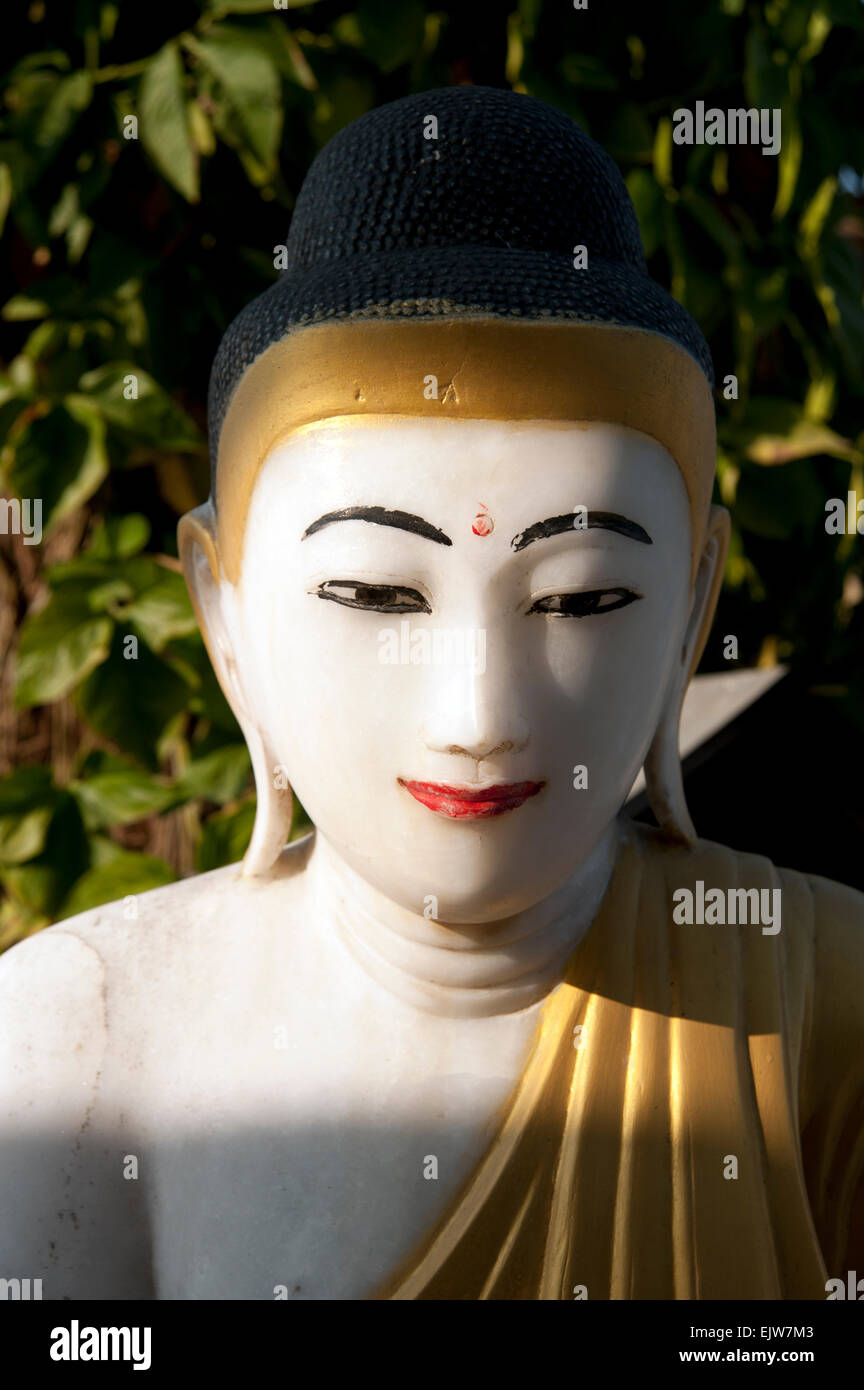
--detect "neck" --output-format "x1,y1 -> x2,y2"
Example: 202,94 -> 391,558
306,820 -> 621,1018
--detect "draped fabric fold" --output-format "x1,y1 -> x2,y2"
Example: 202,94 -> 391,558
378,821 -> 864,1300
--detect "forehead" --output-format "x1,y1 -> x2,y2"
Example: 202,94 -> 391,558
245,416 -> 689,529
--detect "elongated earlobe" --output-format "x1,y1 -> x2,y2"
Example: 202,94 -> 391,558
644,505 -> 730,844
241,732 -> 295,878
179,502 -> 294,878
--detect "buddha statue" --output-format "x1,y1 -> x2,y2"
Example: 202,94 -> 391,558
1,86 -> 862,1302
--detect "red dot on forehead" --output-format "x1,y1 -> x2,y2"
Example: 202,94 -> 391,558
472,504 -> 494,537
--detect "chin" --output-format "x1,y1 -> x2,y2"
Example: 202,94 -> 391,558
382,838 -> 597,924
302,779 -> 622,922
425,889 -> 555,927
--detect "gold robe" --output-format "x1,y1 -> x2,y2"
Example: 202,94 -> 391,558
380,821 -> 864,1299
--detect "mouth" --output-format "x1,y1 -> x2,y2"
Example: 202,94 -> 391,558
398,779 -> 546,819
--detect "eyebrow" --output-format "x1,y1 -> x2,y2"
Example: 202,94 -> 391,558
511,510 -> 653,552
301,505 -> 452,546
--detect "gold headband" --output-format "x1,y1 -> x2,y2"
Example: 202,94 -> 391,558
186,317 -> 717,587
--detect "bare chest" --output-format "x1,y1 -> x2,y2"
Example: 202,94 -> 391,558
132,1000 -> 538,1299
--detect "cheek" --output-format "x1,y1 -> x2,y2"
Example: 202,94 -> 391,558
538,590 -> 684,703
240,586 -> 410,773
524,592 -> 687,780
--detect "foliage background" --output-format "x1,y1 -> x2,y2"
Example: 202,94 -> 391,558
1,0 -> 863,950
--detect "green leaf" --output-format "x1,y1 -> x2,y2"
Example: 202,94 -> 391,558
821,234 -> 864,375
558,52 -> 620,92
137,41 -> 199,202
120,568 -> 198,652
0,764 -> 54,809
799,10 -> 833,62
0,794 -> 89,916
680,187 -> 742,261
197,799 -> 256,872
744,28 -> 786,109
71,769 -> 176,831
356,0 -> 427,73
179,744 -> 252,803
188,98 -> 216,157
8,398 -> 108,533
166,633 -> 239,734
0,897 -> 49,953
33,70 -> 93,154
290,796 -> 313,841
87,513 -> 151,560
746,419 -> 857,465
58,850 -> 175,920
0,393 -> 27,450
734,461 -> 826,539
626,170 -> 664,260
1,294 -> 51,322
101,554 -> 161,594
1,273 -> 83,323
76,750 -> 134,779
773,98 -> 802,220
0,804 -> 55,865
45,555 -> 126,591
798,176 -> 837,260
269,22 -> 318,90
77,362 -> 203,451
15,590 -> 113,707
604,104 -> 654,162
803,374 -> 837,428
76,631 -> 191,767
48,181 -> 79,237
0,766 -> 57,864
721,396 -> 860,467
8,355 -> 38,392
311,75 -> 375,146
652,116 -> 673,189
0,163 -> 11,237
190,29 -> 282,169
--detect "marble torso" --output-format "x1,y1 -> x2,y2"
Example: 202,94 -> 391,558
3,819 -> 863,1300
0,835 -> 551,1299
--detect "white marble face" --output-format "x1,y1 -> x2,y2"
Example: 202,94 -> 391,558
221,417 -> 692,923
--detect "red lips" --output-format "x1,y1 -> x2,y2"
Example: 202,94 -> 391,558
398,779 -> 545,819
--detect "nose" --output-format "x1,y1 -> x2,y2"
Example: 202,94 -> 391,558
419,674 -> 530,763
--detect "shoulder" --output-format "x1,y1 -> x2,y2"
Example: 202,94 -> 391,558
799,866 -> 864,944
628,820 -> 864,935
0,834 -> 315,1061
0,860 -> 235,1021
794,869 -> 864,1075
758,861 -> 864,1126
0,828 -> 318,995
0,926 -> 108,1096
626,818 -> 864,985
626,818 -> 791,893
626,823 -> 864,1097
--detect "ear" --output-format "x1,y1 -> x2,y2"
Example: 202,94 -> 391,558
178,504 -> 294,878
644,504 -> 731,844
178,504 -> 243,715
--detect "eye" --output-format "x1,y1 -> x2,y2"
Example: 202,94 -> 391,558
314,580 -> 431,614
528,587 -> 641,618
